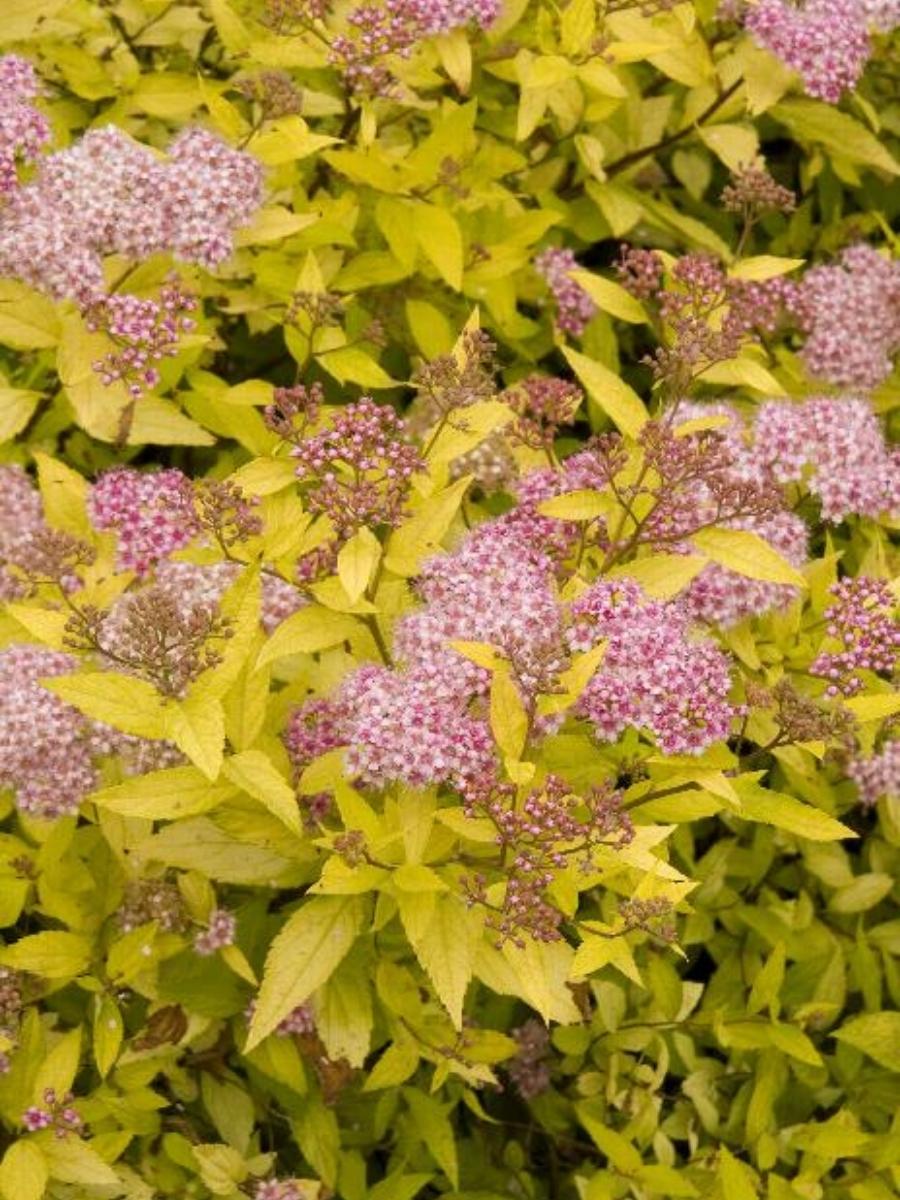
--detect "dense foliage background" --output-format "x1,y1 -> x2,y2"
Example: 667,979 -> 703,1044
0,1 -> 899,1199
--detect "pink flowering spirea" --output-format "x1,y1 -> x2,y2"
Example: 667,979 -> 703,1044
291,397 -> 423,537
568,579 -> 737,755
810,577 -> 900,697
792,245 -> 900,390
685,510 -> 808,628
0,125 -> 263,304
89,468 -> 198,574
848,742 -> 900,806
85,281 -> 197,398
194,908 -> 237,956
338,664 -> 495,790
535,248 -> 597,337
0,645 -> 100,819
0,56 -> 50,196
752,396 -> 900,521
331,0 -> 499,95
394,517 -> 566,706
857,0 -> 900,31
745,0 -> 870,103
0,465 -> 46,600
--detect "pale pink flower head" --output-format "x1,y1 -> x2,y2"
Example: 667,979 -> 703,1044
849,742 -> 900,807
535,247 -> 597,337
0,55 -> 50,195
89,467 -> 198,574
745,0 -> 870,103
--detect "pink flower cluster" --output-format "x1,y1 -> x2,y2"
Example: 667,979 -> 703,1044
752,396 -> 900,521
255,1182 -> 303,1200
810,577 -> 899,697
0,56 -> 50,196
0,645 -> 104,820
0,124 -> 262,305
85,280 -> 197,399
569,579 -> 737,754
535,248 -> 597,337
848,742 -> 900,806
745,0 -> 871,103
291,397 -> 423,538
89,467 -> 198,574
331,0 -> 499,95
194,908 -> 237,956
0,465 -> 47,600
22,1089 -> 83,1139
791,245 -> 900,390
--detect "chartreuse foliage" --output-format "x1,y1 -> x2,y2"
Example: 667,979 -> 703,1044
0,1 -> 898,1200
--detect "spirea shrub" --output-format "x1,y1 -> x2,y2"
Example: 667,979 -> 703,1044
0,1 -> 898,1199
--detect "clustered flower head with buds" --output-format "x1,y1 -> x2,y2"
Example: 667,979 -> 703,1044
330,0 -> 500,96
0,55 -> 50,196
506,1019 -> 552,1099
194,908 -> 237,956
790,245 -> 900,390
289,397 -> 424,539
848,741 -> 900,807
85,280 -> 197,399
89,467 -> 198,573
22,1089 -> 83,1138
744,0 -> 872,103
810,578 -> 900,698
535,247 -> 597,337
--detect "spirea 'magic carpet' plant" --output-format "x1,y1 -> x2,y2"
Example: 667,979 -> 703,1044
0,1 -> 899,1199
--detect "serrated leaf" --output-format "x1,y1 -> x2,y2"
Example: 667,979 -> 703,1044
90,765 -> 234,819
691,527 -> 806,587
834,1012 -> 900,1071
0,932 -> 92,979
257,605 -> 361,667
247,896 -> 367,1048
737,783 -> 855,842
562,346 -> 646,438
223,750 -> 302,835
165,697 -> 225,781
41,672 -> 168,739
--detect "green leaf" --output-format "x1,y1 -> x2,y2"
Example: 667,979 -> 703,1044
829,873 -> 894,914
0,932 -> 92,979
0,1142 -> 48,1200
403,1090 -> 458,1187
834,1012 -> 900,1071
562,346 -> 647,439
223,750 -> 302,835
93,997 -> 123,1078
247,895 -> 368,1048
33,1028 -> 81,1102
576,1103 -> 642,1171
691,527 -> 807,587
314,946 -> 374,1068
0,387 -> 41,443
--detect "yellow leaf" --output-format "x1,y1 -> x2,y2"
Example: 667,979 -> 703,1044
571,270 -> 648,323
256,605 -> 360,667
223,750 -> 302,835
843,694 -> 900,723
384,476 -> 471,576
691,526 -> 807,587
93,996 -> 123,1078
737,783 -> 855,842
221,943 -> 259,985
0,387 -> 41,442
717,1148 -> 758,1200
40,672 -> 168,739
0,281 -> 60,350
247,896 -> 368,1049
426,400 -> 513,466
537,488 -> 613,522
697,355 -> 786,395
165,696 -> 225,781
397,893 -> 475,1029
729,256 -> 806,281
697,122 -> 759,171
490,668 -> 528,762
317,345 -> 397,388
337,528 -> 381,604
0,932 -> 92,979
571,933 -> 643,985
0,1142 -> 48,1200
434,28 -> 472,92
608,554 -> 707,599
562,346 -> 646,438
33,451 -> 90,537
414,204 -> 464,291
